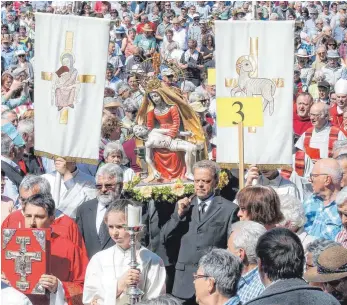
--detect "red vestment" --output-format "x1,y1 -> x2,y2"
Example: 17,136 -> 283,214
293,112 -> 312,136
27,233 -> 89,305
147,105 -> 186,180
330,104 -> 344,129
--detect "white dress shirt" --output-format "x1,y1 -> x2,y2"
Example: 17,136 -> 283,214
96,202 -> 108,234
197,195 -> 215,214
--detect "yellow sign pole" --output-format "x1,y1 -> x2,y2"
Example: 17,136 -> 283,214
238,122 -> 245,190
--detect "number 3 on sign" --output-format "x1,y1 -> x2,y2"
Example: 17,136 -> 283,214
216,97 -> 264,127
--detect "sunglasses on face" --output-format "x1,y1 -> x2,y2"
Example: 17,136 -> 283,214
18,54 -> 25,57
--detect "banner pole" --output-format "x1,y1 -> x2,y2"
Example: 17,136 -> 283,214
238,122 -> 245,190
53,171 -> 62,206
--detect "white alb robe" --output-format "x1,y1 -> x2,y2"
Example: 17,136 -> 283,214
42,169 -> 96,219
83,244 -> 166,305
295,124 -> 347,159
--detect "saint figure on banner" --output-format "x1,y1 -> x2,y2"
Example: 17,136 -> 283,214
51,52 -> 80,111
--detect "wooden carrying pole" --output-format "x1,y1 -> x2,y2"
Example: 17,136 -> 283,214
238,122 -> 245,190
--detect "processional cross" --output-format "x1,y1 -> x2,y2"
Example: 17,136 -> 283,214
41,31 -> 96,124
5,236 -> 41,292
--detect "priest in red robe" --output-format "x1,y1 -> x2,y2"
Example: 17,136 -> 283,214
330,78 -> 347,129
293,92 -> 313,138
1,193 -> 88,305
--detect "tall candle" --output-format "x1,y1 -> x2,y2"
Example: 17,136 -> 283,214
127,205 -> 142,227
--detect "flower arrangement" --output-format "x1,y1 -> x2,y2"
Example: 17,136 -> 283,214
123,170 -> 230,204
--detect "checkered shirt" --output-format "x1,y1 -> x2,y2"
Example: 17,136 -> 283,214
237,267 -> 265,304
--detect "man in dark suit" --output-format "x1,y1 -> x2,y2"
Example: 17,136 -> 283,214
76,163 -> 123,259
162,160 -> 239,304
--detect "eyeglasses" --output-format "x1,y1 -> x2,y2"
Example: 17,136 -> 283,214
193,273 -> 210,280
309,113 -> 322,118
309,173 -> 329,180
18,54 -> 25,57
96,183 -> 117,190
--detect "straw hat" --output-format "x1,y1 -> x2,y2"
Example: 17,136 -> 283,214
304,245 -> 347,283
162,68 -> 174,76
327,50 -> 340,59
142,24 -> 154,32
296,49 -> 311,58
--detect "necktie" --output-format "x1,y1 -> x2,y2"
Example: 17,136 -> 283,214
199,202 -> 207,220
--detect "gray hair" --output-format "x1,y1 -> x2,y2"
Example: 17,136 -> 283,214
19,175 -> 51,195
230,221 -> 266,264
306,238 -> 341,266
278,194 -> 306,228
1,109 -> 17,120
336,187 -> 347,207
269,13 -> 279,20
181,80 -> 196,93
1,132 -> 13,156
318,163 -> 343,185
193,160 -> 220,181
17,119 -> 34,136
96,163 -> 124,183
136,295 -> 182,305
123,98 -> 138,112
198,249 -> 242,298
103,141 -> 129,165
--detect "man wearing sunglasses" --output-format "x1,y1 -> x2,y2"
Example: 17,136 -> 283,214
76,163 -> 123,259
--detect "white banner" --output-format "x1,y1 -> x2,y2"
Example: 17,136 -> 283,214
215,21 -> 294,166
34,13 -> 109,163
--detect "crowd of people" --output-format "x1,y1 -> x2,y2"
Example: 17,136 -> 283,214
1,1 -> 347,305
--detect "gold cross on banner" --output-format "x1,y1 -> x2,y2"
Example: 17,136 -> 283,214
5,236 -> 42,292
41,31 -> 96,124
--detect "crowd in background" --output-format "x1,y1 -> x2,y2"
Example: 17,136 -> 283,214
1,1 -> 347,305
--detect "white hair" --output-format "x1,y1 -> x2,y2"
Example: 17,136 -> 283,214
17,119 -> 34,136
318,163 -> 343,185
336,187 -> 347,207
96,163 -> 124,183
230,221 -> 267,264
269,13 -> 279,20
278,194 -> 306,228
103,141 -> 129,165
20,175 -> 51,195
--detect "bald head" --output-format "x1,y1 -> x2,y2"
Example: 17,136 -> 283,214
310,102 -> 329,129
314,158 -> 343,186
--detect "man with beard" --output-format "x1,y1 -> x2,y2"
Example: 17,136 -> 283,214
76,163 -> 124,258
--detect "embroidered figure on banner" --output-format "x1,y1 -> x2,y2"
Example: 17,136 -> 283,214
41,31 -> 96,124
226,37 -> 284,117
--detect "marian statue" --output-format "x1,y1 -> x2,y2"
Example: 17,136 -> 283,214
135,78 -> 206,182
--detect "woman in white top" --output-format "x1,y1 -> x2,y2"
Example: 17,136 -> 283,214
103,141 -> 136,183
83,199 -> 166,305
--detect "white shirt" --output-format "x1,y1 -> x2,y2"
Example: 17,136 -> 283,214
295,123 -> 347,159
83,244 -> 166,305
172,27 -> 188,51
96,201 -> 108,234
42,169 -> 96,219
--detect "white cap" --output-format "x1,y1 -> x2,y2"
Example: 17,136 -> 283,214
334,78 -> 347,95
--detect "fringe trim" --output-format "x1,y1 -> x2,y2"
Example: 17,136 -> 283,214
219,163 -> 292,170
34,150 -> 99,165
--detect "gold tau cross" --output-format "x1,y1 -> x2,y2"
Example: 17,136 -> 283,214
5,236 -> 42,292
41,31 -> 96,124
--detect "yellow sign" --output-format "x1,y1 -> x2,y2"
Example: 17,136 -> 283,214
207,68 -> 216,85
217,97 -> 264,127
